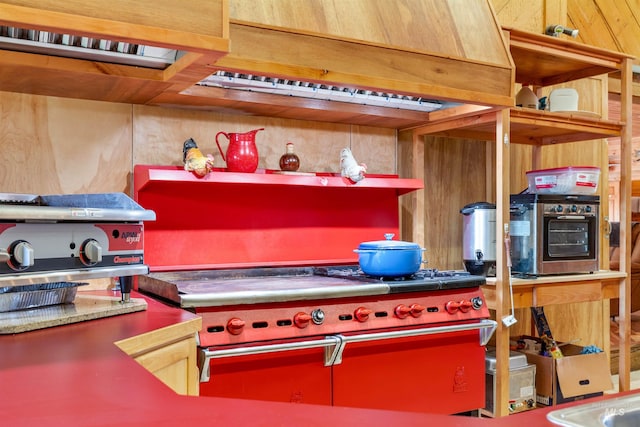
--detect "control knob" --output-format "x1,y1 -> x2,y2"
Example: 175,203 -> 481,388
458,300 -> 473,313
354,307 -> 373,322
226,318 -> 245,335
445,300 -> 461,314
311,309 -> 325,325
409,304 -> 425,317
294,312 -> 313,328
471,296 -> 484,310
80,239 -> 102,266
394,304 -> 412,319
8,240 -> 34,270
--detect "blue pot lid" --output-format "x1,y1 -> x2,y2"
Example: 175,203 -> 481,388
358,233 -> 421,250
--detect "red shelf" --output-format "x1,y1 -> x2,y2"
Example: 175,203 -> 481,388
134,165 -> 422,196
133,165 -> 423,271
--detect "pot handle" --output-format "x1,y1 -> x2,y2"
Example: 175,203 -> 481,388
214,131 -> 229,162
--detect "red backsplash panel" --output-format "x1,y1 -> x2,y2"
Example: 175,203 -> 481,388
134,165 -> 422,271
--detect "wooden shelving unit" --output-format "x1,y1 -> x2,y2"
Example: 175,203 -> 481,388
411,27 -> 634,417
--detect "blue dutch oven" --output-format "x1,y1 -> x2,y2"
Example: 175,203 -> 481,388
354,233 -> 425,277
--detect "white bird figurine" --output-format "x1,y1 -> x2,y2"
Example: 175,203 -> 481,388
340,148 -> 367,182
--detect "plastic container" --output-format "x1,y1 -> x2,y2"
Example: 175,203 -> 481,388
526,166 -> 600,194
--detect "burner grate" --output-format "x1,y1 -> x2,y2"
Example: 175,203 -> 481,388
0,193 -> 41,205
313,266 -> 473,283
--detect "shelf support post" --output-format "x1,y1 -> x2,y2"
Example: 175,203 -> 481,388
494,108 -> 511,417
618,56 -> 633,391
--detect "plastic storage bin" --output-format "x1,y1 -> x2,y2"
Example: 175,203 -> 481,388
526,166 -> 600,194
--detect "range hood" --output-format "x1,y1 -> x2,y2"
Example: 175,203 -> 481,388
217,0 -> 514,107
0,25 -> 182,69
159,0 -> 514,125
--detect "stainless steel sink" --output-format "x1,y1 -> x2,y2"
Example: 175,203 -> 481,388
547,394 -> 640,426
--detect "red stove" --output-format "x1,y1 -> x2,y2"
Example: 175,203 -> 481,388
133,165 -> 496,415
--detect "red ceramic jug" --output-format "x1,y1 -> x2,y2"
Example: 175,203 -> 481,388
215,128 -> 264,173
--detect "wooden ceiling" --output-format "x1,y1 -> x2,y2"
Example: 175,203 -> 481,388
566,1 -> 640,137
567,0 -> 640,67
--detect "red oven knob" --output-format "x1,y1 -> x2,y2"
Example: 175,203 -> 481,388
354,307 -> 373,322
294,312 -> 312,328
445,301 -> 461,314
394,304 -> 412,319
409,304 -> 425,317
459,300 -> 473,313
226,318 -> 246,335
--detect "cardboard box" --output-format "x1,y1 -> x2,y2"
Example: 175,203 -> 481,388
522,344 -> 613,406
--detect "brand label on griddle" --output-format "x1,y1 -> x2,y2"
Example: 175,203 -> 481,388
95,224 -> 144,251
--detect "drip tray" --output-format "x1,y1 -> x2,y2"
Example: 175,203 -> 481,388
0,293 -> 147,334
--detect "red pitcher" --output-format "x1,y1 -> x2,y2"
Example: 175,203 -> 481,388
215,128 -> 264,173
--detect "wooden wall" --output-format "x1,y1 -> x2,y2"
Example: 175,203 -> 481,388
0,91 -> 396,197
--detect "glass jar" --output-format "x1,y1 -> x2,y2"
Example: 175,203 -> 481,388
279,142 -> 300,171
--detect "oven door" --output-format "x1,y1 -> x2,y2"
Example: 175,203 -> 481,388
332,320 -> 495,415
198,336 -> 338,404
199,320 -> 496,414
543,214 -> 597,261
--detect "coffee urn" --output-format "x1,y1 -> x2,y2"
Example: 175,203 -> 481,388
460,202 -> 496,276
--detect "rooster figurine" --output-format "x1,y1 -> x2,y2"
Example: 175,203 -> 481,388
183,138 -> 214,177
340,147 -> 367,183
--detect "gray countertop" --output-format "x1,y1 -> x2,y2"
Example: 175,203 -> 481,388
139,267 -> 486,308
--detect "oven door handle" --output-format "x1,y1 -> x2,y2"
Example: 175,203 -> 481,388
331,319 -> 497,364
556,215 -> 586,220
198,335 -> 346,382
198,320 -> 497,381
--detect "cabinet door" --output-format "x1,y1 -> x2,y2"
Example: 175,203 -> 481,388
134,336 -> 199,396
332,330 -> 485,415
199,346 -> 331,405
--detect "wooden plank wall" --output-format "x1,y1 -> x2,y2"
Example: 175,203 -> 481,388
0,91 -> 396,197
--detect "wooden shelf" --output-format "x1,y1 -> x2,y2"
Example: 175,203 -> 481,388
505,26 -> 630,86
413,106 -> 622,144
482,271 -> 626,309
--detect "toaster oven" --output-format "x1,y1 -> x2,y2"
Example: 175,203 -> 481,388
509,194 -> 599,277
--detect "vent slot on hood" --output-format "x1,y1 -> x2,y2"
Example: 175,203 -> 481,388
0,25 -> 183,69
199,71 -> 460,113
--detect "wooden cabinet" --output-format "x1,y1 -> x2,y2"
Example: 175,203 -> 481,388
115,317 -> 202,396
408,27 -> 633,417
0,1 -> 229,103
